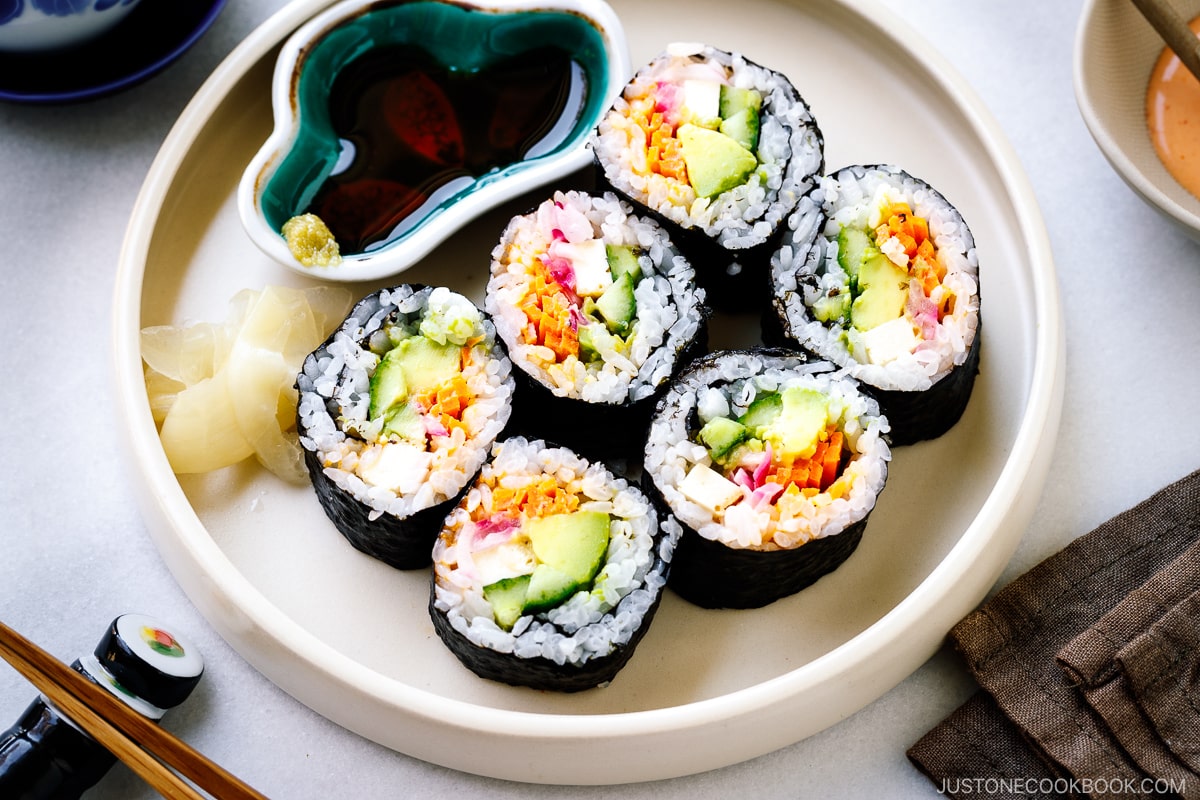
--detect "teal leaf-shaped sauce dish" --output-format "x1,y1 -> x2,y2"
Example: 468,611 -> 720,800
237,0 -> 629,281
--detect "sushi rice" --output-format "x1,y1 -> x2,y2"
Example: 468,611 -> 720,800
644,350 -> 890,551
770,164 -> 980,393
487,189 -> 706,405
430,436 -> 679,687
297,285 -> 513,523
591,42 -> 823,252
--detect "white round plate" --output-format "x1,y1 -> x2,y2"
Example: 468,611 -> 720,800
114,0 -> 1063,784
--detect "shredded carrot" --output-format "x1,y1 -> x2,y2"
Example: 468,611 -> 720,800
459,337 -> 483,368
761,426 -> 846,495
632,100 -> 686,182
878,202 -> 937,266
416,375 -> 473,434
806,441 -> 827,490
517,263 -> 580,362
538,293 -> 579,360
487,474 -> 580,521
912,258 -> 941,296
821,431 -> 843,488
657,137 -> 688,182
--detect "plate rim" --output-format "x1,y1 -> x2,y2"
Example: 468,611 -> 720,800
113,0 -> 1064,783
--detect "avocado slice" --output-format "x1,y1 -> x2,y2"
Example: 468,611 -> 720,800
763,386 -> 828,459
697,416 -> 748,463
851,253 -> 909,332
677,123 -> 758,198
396,335 -> 462,394
594,272 -> 636,335
368,348 -> 409,421
579,321 -> 620,363
483,574 -> 531,630
578,323 -> 602,363
381,401 -> 426,444
605,244 -> 643,283
525,511 -> 611,585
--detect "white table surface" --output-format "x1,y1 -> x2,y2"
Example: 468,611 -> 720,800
3,0 -> 1199,797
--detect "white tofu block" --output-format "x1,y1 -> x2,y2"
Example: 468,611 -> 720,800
860,316 -> 920,365
356,441 -> 432,494
472,541 -> 537,587
682,78 -> 721,121
679,463 -> 744,514
555,238 -> 612,297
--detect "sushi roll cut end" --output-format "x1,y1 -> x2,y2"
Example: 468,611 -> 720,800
591,42 -> 825,310
769,165 -> 981,443
430,436 -> 677,691
297,285 -> 514,569
644,350 -> 889,608
486,190 -> 707,456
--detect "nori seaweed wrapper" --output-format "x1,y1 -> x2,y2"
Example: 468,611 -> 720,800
429,520 -> 676,692
860,327 -> 980,446
487,190 -> 711,461
300,445 -> 467,569
765,164 -> 981,446
647,476 -> 866,609
590,44 -> 825,314
296,284 -> 514,571
505,318 -> 709,459
643,347 -> 889,609
428,437 -> 680,692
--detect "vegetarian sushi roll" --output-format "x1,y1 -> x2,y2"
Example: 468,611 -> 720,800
486,189 -> 708,457
766,164 -> 981,444
643,349 -> 890,609
296,285 -> 514,569
591,42 -> 824,310
429,436 -> 679,691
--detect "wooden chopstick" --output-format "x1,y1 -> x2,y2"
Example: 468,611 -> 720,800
1131,0 -> 1200,81
0,620 -> 269,800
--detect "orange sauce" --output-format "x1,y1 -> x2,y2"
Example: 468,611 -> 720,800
1147,16 -> 1200,199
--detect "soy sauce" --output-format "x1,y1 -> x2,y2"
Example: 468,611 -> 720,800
308,45 -> 584,254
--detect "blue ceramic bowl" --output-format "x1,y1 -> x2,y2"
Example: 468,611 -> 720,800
0,0 -> 143,52
237,0 -> 629,282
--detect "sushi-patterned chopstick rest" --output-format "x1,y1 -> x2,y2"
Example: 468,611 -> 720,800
906,468 -> 1200,798
0,616 -> 268,800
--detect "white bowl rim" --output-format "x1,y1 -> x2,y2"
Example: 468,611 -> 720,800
1072,0 -> 1200,237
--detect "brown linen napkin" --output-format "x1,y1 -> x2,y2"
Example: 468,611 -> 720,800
908,468 -> 1200,799
907,691 -> 1071,799
1055,541 -> 1200,798
1116,591 -> 1200,780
